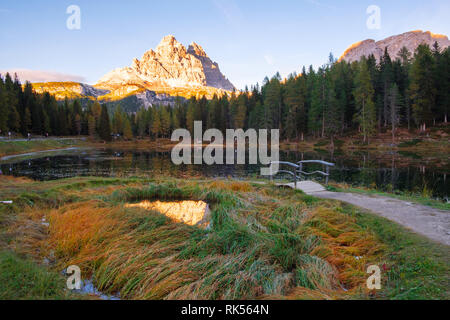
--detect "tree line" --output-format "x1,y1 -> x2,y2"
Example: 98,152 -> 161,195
0,43 -> 448,143
133,43 -> 449,144
0,73 -> 132,141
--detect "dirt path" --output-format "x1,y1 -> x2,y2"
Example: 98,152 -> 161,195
308,191 -> 450,245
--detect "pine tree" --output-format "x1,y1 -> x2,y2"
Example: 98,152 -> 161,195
263,74 -> 283,130
380,47 -> 393,128
24,107 -> 32,133
160,106 -> 171,137
388,84 -> 402,143
91,101 -> 102,125
186,99 -> 196,134
123,117 -> 133,140
324,76 -> 340,147
353,59 -> 376,143
410,44 -> 436,131
88,115 -> 96,138
136,108 -> 148,137
434,45 -> 449,123
8,106 -> 21,133
98,105 -> 111,141
397,47 -> 412,130
308,71 -> 323,137
171,107 -> 180,131
151,107 -> 161,138
43,111 -> 51,135
283,75 -> 301,140
0,79 -> 8,133
74,114 -> 82,135
439,48 -> 450,123
113,106 -> 124,135
233,95 -> 247,129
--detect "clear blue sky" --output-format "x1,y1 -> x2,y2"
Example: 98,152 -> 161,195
1,0 -> 449,89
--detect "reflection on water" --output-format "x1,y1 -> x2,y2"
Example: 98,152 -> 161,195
1,148 -> 448,199
125,200 -> 210,227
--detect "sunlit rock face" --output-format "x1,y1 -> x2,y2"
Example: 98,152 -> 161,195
96,35 -> 235,92
125,200 -> 210,227
32,35 -> 235,105
340,30 -> 450,63
187,42 -> 235,91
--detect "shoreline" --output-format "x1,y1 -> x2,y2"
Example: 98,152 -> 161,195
0,131 -> 449,156
0,147 -> 82,162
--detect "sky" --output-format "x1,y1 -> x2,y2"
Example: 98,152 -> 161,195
0,0 -> 449,89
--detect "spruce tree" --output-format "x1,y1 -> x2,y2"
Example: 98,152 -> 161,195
123,118 -> 133,140
410,44 -> 436,131
353,59 -> 376,143
0,79 -> 8,133
98,105 -> 111,141
160,106 -> 171,137
388,84 -> 402,143
88,115 -> 96,138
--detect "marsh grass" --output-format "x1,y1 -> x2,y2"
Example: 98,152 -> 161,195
1,176 -> 447,300
30,180 -> 383,299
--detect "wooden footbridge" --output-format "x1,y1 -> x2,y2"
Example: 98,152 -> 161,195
268,160 -> 335,194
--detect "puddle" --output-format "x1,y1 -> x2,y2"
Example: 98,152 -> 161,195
76,279 -> 120,300
62,267 -> 120,300
125,200 -> 210,227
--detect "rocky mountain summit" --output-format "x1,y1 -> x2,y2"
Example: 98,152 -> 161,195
96,35 -> 235,92
32,35 -> 235,111
340,30 -> 450,63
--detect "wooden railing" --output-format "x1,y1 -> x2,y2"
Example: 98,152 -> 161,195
268,160 -> 335,185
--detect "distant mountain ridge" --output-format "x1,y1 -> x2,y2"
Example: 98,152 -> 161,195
31,35 -> 236,111
340,30 -> 450,62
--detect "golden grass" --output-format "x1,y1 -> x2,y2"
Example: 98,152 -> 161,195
2,177 -> 386,300
306,206 -> 384,291
208,181 -> 253,193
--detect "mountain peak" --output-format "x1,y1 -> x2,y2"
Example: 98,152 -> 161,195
96,35 -> 235,95
340,30 -> 450,63
157,35 -> 180,48
188,42 -> 208,58
155,34 -> 186,56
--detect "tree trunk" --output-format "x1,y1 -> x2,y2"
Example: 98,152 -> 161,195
322,111 -> 325,138
392,127 -> 395,144
407,106 -> 411,131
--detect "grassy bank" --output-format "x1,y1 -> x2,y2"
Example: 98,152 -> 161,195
1,128 -> 449,159
281,125 -> 450,154
0,138 -> 88,159
346,203 -> 450,299
0,250 -> 76,300
0,176 -> 448,300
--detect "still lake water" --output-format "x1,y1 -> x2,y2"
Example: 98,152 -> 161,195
1,147 -> 449,200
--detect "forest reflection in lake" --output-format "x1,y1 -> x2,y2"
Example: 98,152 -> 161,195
1,148 -> 448,199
